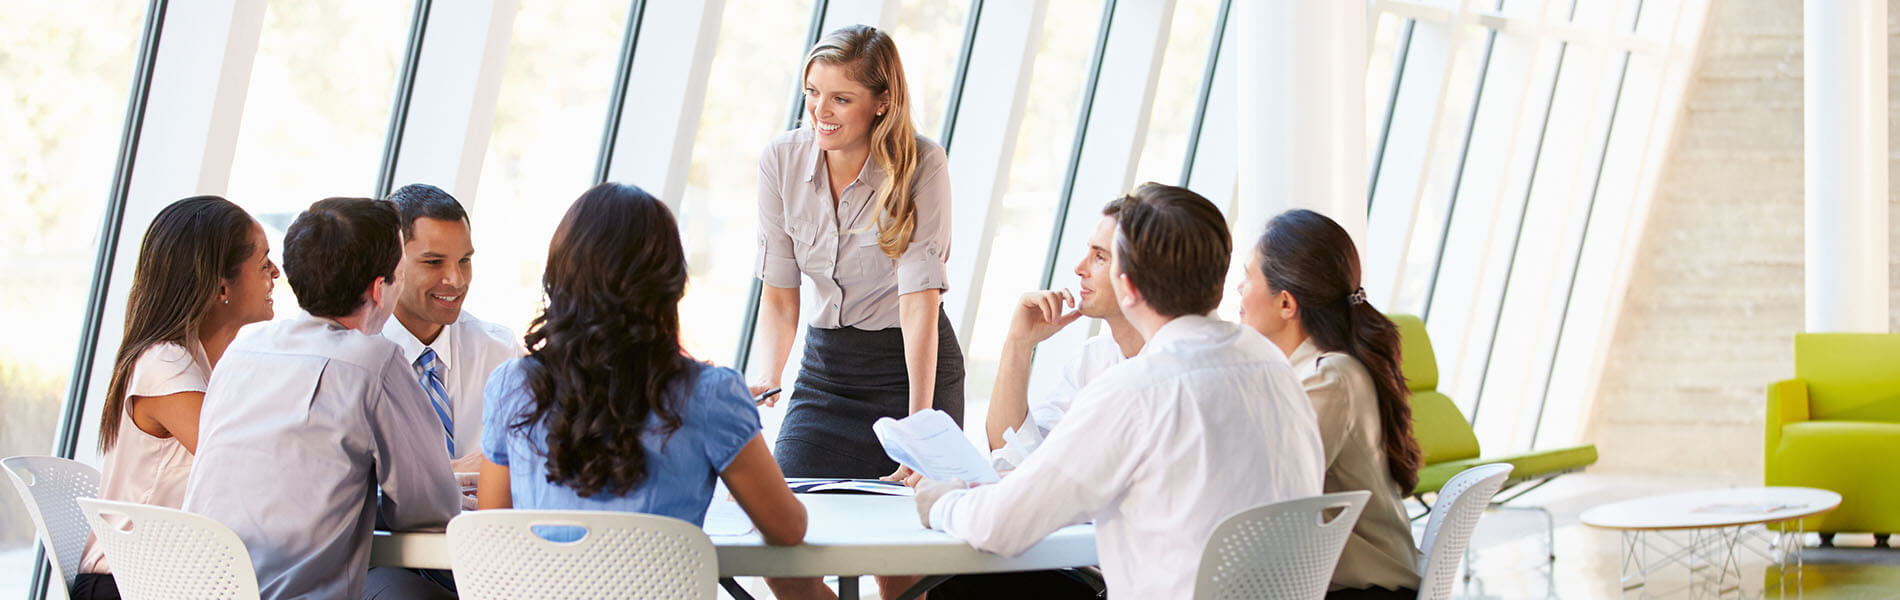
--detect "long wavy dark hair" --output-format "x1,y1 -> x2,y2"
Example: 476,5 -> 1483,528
515,183 -> 692,498
100,196 -> 255,453
1256,209 -> 1423,492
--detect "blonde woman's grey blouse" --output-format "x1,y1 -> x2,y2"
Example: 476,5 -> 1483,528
755,128 -> 952,330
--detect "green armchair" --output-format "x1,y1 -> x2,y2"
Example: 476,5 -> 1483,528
1765,333 -> 1900,543
1390,314 -> 1599,560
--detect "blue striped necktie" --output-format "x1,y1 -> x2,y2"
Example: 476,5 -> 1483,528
415,348 -> 454,456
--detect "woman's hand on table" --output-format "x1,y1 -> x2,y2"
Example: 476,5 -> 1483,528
881,465 -> 924,487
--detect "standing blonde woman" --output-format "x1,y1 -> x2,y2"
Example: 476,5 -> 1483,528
752,25 -> 961,479
753,25 -> 957,600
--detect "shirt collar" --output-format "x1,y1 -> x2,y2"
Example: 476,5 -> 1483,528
381,316 -> 457,371
802,139 -> 887,194
1287,337 -> 1322,370
1137,313 -> 1225,357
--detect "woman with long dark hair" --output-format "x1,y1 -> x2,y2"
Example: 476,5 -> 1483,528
74,196 -> 279,599
475,183 -> 808,556
1238,209 -> 1425,599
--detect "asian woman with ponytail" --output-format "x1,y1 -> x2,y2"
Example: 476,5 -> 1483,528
1238,209 -> 1426,599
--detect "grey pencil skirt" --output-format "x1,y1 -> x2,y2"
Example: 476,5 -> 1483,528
775,307 -> 965,478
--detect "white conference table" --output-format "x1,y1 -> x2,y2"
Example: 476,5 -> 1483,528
372,493 -> 1098,599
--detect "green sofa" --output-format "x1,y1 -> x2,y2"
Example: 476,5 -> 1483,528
1765,333 -> 1900,543
1390,314 -> 1597,562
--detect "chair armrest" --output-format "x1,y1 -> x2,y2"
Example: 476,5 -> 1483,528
1765,378 -> 1809,464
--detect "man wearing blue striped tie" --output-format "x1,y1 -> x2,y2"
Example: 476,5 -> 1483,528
378,184 -> 523,509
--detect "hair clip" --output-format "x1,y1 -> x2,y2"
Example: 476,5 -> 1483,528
1348,287 -> 1367,305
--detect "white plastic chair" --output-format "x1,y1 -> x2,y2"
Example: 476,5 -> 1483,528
1193,490 -> 1373,600
3,455 -> 101,598
1416,463 -> 1513,600
74,497 -> 260,600
448,509 -> 719,600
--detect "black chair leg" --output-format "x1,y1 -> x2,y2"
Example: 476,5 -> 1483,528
1819,533 -> 1835,548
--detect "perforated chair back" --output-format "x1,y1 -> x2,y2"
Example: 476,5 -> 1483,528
1192,490 -> 1372,600
75,498 -> 259,600
3,455 -> 101,597
1416,463 -> 1512,600
448,509 -> 718,600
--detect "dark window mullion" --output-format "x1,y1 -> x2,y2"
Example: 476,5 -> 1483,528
1178,0 -> 1232,186
938,0 -> 983,152
374,0 -> 432,199
593,0 -> 650,185
1039,0 -> 1117,290
736,0 -> 834,371
1528,0 -> 1645,449
41,0 -> 169,597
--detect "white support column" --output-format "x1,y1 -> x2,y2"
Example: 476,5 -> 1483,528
1028,0 -> 1177,392
821,0 -> 900,33
602,0 -> 726,209
941,0 -> 1047,347
386,0 -> 518,205
73,0 -> 267,459
1238,0 -> 1368,254
1804,0 -> 1888,333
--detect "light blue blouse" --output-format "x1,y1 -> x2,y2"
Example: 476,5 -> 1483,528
482,358 -> 761,527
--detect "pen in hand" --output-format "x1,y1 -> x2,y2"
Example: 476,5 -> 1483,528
753,387 -> 783,406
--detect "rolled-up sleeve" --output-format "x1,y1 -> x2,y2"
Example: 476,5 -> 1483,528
895,143 -> 951,295
756,144 -> 802,289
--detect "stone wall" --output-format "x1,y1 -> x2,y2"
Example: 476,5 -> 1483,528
1583,0 -> 1900,479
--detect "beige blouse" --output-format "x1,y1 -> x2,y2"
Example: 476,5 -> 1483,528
80,338 -> 211,574
1289,339 -> 1423,592
754,127 -> 952,330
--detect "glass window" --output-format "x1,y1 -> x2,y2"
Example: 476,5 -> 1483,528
0,2 -> 144,594
958,0 -> 1109,429
1129,0 -> 1222,188
675,0 -> 815,442
463,1 -> 632,337
892,0 -> 974,143
225,0 -> 412,313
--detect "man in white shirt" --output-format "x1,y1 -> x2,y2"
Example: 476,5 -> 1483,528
913,183 -> 1326,600
378,184 -> 521,484
184,197 -> 460,600
983,200 -> 1144,472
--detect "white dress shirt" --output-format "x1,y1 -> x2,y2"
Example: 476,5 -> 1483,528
380,310 -> 521,460
989,334 -> 1127,472
931,315 -> 1325,600
184,315 -> 461,600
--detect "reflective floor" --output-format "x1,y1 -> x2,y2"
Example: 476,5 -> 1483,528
1448,474 -> 1900,599
723,473 -> 1900,599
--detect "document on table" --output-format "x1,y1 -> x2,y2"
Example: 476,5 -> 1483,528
786,478 -> 916,496
704,499 -> 755,537
873,409 -> 1000,484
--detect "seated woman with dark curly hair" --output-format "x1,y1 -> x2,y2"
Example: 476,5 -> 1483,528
475,183 -> 807,551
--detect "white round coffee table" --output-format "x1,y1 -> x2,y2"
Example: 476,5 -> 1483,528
1581,487 -> 1839,595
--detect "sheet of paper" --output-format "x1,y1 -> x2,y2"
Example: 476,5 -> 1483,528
703,499 -> 756,537
873,409 -> 1000,484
